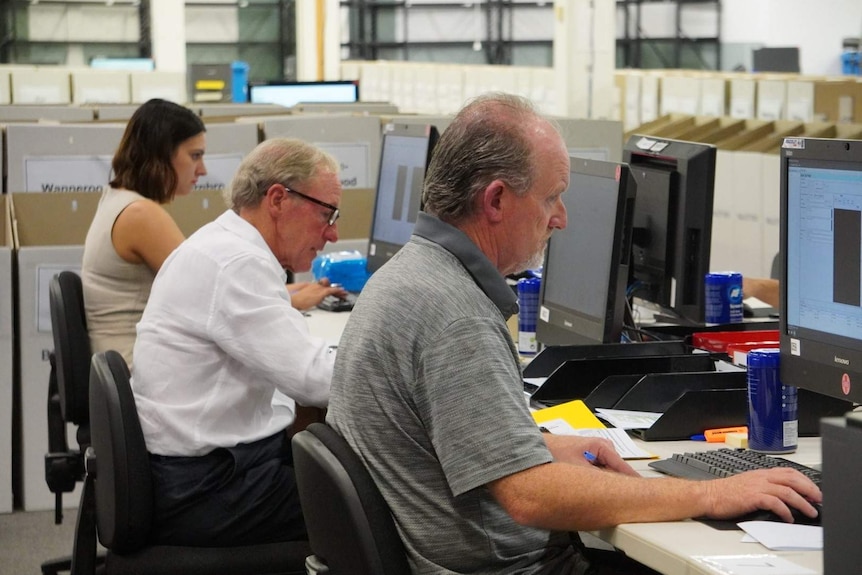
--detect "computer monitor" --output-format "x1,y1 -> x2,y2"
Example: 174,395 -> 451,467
89,57 -> 155,71
537,158 -> 637,346
623,136 -> 717,323
780,137 -> 862,405
366,123 -> 439,275
247,80 -> 359,108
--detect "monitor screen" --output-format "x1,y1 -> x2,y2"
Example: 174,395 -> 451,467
623,136 -> 717,323
537,158 -> 637,346
780,137 -> 862,404
90,57 -> 155,71
247,80 -> 359,108
366,123 -> 439,275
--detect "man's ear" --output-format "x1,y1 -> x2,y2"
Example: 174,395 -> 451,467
265,183 -> 287,216
480,179 -> 507,223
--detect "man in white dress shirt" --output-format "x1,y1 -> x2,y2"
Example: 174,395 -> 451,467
132,137 -> 341,546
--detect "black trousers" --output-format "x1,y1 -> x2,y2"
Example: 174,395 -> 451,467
148,431 -> 306,547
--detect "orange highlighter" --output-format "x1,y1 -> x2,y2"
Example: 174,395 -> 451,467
691,426 -> 748,443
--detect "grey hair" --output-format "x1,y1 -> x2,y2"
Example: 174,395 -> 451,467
422,92 -> 552,223
226,137 -> 339,212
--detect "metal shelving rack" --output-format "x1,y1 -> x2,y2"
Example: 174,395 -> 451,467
341,0 -> 722,70
0,0 -> 151,64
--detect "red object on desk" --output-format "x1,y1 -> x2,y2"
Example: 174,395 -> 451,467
690,330 -> 779,353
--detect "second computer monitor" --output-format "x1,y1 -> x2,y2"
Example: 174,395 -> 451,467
366,123 -> 439,275
247,80 -> 359,108
623,136 -> 717,323
537,157 -> 637,346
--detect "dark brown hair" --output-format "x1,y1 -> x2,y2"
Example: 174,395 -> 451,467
109,99 -> 205,204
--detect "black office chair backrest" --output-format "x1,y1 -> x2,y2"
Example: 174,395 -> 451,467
88,350 -> 153,554
49,271 -> 92,427
292,423 -> 410,575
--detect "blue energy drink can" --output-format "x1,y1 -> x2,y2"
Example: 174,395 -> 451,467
704,271 -> 743,324
747,348 -> 798,454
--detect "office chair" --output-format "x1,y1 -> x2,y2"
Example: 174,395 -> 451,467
43,271 -> 95,575
292,422 -> 411,575
72,350 -> 309,575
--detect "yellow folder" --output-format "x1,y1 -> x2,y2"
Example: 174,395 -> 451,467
532,399 -> 606,429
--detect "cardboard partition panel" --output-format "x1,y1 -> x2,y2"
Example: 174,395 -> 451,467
0,105 -> 95,123
259,115 -> 382,239
11,69 -> 72,105
0,196 -> 13,513
71,70 -> 131,104
194,122 -> 259,192
5,123 -> 126,193
554,118 -> 624,163
12,191 -> 100,510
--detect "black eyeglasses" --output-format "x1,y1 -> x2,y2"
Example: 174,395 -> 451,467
283,185 -> 340,226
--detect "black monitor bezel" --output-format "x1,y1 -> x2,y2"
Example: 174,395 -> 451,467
246,80 -> 360,108
366,122 -> 439,276
623,135 -> 717,324
536,157 -> 637,346
779,137 -> 862,405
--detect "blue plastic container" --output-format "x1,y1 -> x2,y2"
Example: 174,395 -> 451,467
231,61 -> 249,103
747,348 -> 798,454
312,251 -> 369,293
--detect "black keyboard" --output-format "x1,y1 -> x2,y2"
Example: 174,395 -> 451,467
650,448 -> 822,525
317,293 -> 357,313
650,448 -> 821,485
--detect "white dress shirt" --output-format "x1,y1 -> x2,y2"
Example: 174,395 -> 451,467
132,209 -> 333,457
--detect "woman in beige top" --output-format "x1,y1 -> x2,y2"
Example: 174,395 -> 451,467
83,99 -> 345,366
82,99 -> 208,365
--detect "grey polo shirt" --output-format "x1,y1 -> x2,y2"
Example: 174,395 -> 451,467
328,213 -> 586,574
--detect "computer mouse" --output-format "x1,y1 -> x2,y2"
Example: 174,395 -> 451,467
737,502 -> 821,526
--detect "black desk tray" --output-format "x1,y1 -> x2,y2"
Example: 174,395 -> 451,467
530,354 -> 716,405
524,340 -> 689,378
627,385 -> 852,441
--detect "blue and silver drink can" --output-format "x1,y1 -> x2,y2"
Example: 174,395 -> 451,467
704,271 -> 744,324
517,277 -> 541,355
747,348 -> 798,454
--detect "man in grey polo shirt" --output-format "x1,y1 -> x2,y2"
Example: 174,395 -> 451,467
326,93 -> 821,574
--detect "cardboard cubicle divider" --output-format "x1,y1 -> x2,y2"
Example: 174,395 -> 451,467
554,118 -> 623,163
12,191 -> 100,511
257,114 -> 383,242
0,105 -> 95,123
0,195 -> 13,513
5,123 -> 126,194
11,187 -> 233,512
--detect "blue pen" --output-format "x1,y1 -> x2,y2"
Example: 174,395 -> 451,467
583,451 -> 598,465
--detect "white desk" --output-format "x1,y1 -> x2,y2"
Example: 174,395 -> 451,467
304,308 -> 351,346
591,437 -> 823,575
305,310 -> 823,574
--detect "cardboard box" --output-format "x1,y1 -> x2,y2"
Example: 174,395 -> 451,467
130,71 -> 187,104
699,76 -> 727,117
5,123 -> 126,193
71,70 -> 131,104
785,79 -> 815,122
660,74 -> 700,116
729,76 -> 757,119
12,191 -> 99,510
0,195 -> 13,513
11,68 -> 71,105
814,79 -> 862,124
756,78 -> 787,121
